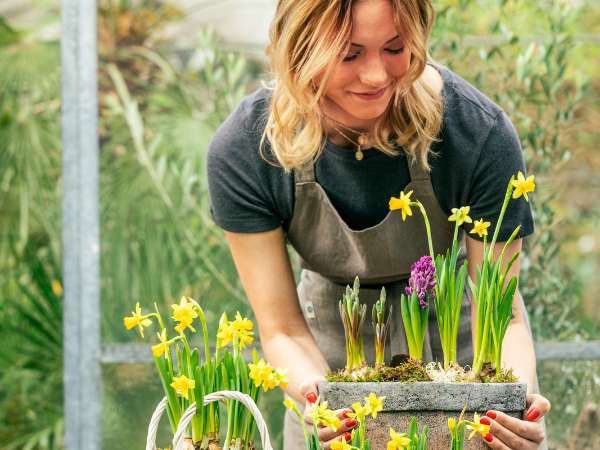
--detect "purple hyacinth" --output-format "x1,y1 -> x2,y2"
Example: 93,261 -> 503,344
405,255 -> 436,308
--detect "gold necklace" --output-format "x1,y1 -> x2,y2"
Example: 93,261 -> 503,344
323,115 -> 370,161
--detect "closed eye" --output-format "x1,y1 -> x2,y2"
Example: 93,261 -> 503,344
342,47 -> 405,62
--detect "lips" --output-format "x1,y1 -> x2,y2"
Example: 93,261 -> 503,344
352,85 -> 389,101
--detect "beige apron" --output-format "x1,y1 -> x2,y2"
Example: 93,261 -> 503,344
282,154 -> 473,449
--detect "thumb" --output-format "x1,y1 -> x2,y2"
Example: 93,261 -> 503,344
299,376 -> 324,406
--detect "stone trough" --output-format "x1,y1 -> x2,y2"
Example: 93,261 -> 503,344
319,381 -> 527,450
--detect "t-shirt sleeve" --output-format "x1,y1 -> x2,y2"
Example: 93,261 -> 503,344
206,102 -> 282,233
467,111 -> 534,242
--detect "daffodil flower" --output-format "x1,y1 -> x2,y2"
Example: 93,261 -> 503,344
387,428 -> 411,450
364,393 -> 385,419
448,417 -> 456,432
170,375 -> 195,400
470,218 -> 491,238
389,190 -> 414,221
331,436 -> 353,450
123,302 -> 153,337
248,359 -> 288,391
310,400 -> 341,431
171,296 -> 198,334
511,171 -> 535,202
448,206 -> 473,226
346,401 -> 371,422
152,329 -> 171,358
217,311 -> 254,348
466,413 -> 491,440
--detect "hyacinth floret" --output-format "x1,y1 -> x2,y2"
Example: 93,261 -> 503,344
405,255 -> 436,308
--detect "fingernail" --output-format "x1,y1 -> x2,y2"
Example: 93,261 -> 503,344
344,432 -> 352,442
480,417 -> 491,426
306,392 -> 317,404
527,409 -> 540,421
484,433 -> 493,443
341,409 -> 352,418
486,410 -> 497,419
344,419 -> 358,428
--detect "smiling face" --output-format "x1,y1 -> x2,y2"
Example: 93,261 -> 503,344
319,0 -> 411,131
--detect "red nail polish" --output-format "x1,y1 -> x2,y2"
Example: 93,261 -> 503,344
306,392 -> 317,404
527,409 -> 540,421
344,419 -> 358,428
486,410 -> 497,419
480,417 -> 491,426
484,433 -> 493,443
344,432 -> 352,442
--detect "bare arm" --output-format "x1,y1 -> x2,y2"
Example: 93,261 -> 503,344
224,227 -> 330,403
466,236 -> 537,391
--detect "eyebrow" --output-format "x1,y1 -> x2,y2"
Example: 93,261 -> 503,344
350,34 -> 400,47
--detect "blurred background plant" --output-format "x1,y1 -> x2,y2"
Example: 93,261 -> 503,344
0,0 -> 598,449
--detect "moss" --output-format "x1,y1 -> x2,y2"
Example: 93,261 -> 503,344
325,358 -> 431,383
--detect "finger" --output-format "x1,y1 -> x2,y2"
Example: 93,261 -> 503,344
524,393 -> 551,422
299,380 -> 319,406
323,432 -> 353,450
304,407 -> 352,426
316,416 -> 358,442
480,430 -> 509,450
484,412 -> 545,444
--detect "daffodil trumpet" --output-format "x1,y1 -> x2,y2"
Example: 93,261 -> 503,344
372,288 -> 392,368
339,277 -> 367,373
470,172 -> 535,375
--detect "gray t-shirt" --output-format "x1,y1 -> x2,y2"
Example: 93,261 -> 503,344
207,63 -> 534,242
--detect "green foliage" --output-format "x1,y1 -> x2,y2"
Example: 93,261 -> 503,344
407,417 -> 429,450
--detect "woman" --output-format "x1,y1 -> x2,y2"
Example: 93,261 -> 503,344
207,0 -> 551,449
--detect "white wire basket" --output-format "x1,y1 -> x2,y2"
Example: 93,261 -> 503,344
145,390 -> 274,450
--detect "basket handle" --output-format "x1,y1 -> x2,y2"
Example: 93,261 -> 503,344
146,396 -> 168,450
172,390 -> 273,450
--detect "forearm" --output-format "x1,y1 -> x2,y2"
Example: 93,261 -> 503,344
501,298 -> 538,394
261,329 -> 330,403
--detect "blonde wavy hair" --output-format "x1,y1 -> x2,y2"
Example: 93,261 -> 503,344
260,0 -> 443,172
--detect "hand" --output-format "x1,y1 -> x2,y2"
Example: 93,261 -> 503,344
480,393 -> 551,449
299,379 -> 358,450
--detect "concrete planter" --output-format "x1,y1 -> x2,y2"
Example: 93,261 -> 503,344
319,381 -> 527,450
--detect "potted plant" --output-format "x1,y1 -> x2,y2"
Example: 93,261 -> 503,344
319,173 -> 536,450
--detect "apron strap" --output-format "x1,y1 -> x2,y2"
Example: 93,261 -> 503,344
407,156 -> 430,183
293,160 -> 316,184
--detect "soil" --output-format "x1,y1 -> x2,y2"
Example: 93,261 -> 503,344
325,355 -> 518,383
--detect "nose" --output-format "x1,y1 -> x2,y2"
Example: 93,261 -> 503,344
358,53 -> 390,88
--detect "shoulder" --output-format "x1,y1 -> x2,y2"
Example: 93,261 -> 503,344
433,63 -> 521,167
207,85 -> 276,172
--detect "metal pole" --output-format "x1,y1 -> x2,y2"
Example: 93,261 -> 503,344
61,0 -> 100,448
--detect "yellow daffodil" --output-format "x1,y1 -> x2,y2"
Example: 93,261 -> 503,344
311,401 -> 341,431
364,393 -> 385,419
387,428 -> 411,450
511,171 -> 536,202
448,417 -> 456,432
331,436 -> 353,450
123,302 -> 153,337
283,398 -> 296,410
217,311 -> 254,348
51,279 -> 63,296
152,329 -> 171,358
249,359 -> 270,388
276,367 -> 289,389
346,401 -> 370,422
466,413 -> 491,440
389,190 -> 414,221
448,206 -> 473,226
171,296 -> 198,334
470,218 -> 491,238
170,375 -> 195,400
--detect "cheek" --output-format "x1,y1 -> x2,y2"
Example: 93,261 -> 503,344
389,50 -> 412,79
323,65 -> 356,98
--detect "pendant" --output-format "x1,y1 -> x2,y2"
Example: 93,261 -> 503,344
355,148 -> 364,161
